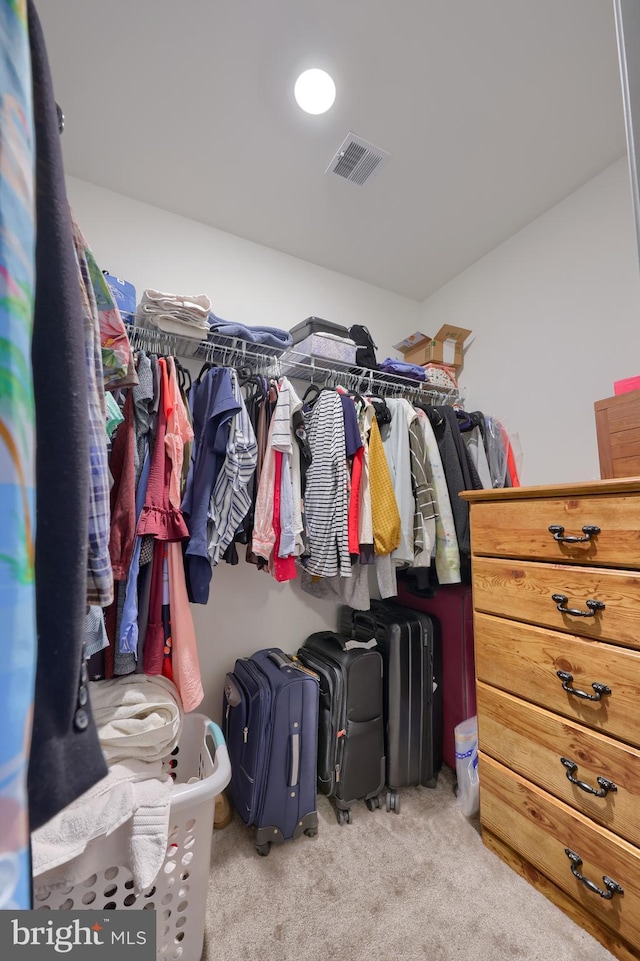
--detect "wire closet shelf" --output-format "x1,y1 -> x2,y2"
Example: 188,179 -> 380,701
125,324 -> 464,406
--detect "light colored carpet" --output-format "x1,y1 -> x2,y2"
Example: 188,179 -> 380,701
203,767 -> 616,961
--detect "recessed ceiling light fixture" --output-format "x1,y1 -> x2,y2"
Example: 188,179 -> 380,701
294,68 -> 336,115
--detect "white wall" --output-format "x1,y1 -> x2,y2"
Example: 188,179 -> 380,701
66,176 -> 422,721
420,157 -> 640,486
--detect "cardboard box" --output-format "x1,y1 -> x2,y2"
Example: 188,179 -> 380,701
394,325 -> 471,371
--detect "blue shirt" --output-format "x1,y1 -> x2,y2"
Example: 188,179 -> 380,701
182,368 -> 240,603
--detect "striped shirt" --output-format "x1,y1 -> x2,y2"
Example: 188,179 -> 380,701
304,390 -> 351,578
71,218 -> 114,608
208,370 -> 258,566
407,405 -> 437,565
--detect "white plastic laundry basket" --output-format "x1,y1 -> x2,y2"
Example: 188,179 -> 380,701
34,714 -> 231,961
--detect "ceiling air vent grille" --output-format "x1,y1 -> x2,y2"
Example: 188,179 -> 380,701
326,133 -> 390,186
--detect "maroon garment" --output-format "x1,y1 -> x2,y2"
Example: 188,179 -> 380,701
109,391 -> 137,580
143,540 -> 166,675
137,357 -> 188,542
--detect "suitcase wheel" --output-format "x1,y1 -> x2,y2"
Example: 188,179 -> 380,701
304,828 -> 318,838
386,791 -> 401,815
256,842 -> 272,857
336,807 -> 352,826
365,796 -> 381,811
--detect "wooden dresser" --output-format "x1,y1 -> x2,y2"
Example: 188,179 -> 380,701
461,478 -> 640,961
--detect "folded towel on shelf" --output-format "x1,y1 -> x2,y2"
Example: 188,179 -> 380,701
31,676 -> 184,893
139,289 -> 211,321
136,289 -> 211,341
208,312 -> 293,349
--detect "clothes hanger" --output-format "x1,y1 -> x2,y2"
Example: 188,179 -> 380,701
196,359 -> 218,382
455,409 -> 473,431
174,358 -> 192,394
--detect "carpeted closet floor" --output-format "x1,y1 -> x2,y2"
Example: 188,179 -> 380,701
203,766 -> 615,961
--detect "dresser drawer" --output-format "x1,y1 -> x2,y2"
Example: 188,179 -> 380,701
473,556 -> 640,648
480,754 -> 640,952
470,493 -> 640,568
474,613 -> 640,748
477,683 -> 640,848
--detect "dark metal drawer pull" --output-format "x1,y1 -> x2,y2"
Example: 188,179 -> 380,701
556,671 -> 611,702
564,849 -> 624,900
548,524 -> 600,544
560,757 -> 617,797
552,593 -> 605,618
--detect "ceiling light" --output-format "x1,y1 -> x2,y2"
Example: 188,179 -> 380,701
294,69 -> 336,115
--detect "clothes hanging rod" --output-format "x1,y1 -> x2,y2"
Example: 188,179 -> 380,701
124,323 -> 463,406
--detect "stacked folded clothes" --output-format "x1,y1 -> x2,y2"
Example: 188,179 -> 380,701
378,357 -> 427,381
136,289 -> 211,340
208,311 -> 293,349
32,675 -> 184,894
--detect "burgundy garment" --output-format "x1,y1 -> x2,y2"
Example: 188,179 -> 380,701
137,358 -> 189,542
144,540 -> 166,675
396,581 -> 476,771
109,391 -> 137,580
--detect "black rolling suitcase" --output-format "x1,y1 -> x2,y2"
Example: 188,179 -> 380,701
296,631 -> 386,824
223,648 -> 319,855
342,602 -> 443,813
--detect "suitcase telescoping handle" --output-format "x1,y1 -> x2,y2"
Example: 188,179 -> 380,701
289,734 -> 300,787
351,611 -> 377,640
268,650 -> 292,669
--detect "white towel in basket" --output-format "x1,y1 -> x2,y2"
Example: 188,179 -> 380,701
91,674 -> 183,764
32,676 -> 184,893
31,758 -> 170,892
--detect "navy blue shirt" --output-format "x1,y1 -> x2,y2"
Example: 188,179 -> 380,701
182,368 -> 240,603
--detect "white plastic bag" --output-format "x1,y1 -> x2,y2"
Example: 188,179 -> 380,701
454,715 -> 479,817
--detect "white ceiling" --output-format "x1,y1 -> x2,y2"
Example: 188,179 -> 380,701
39,0 -> 626,301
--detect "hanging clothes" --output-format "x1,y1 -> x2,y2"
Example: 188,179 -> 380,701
368,415 -> 401,557
406,403 -> 437,567
303,390 -> 351,578
208,368 -> 257,567
356,399 -> 376,559
108,390 -> 137,581
71,216 -> 115,609
182,366 -> 239,603
137,358 -> 189,543
421,406 -> 473,582
27,0 -> 108,833
414,409 -> 461,585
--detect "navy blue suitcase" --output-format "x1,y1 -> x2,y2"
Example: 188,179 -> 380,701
223,648 -> 319,855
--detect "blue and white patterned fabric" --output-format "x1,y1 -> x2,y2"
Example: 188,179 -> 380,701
0,0 -> 37,910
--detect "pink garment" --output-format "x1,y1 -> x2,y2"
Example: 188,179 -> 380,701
137,358 -> 189,541
168,542 -> 204,712
251,412 -> 277,562
165,357 -> 194,510
272,451 -> 297,583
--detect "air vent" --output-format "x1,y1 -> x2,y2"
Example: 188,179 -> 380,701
326,133 -> 390,186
